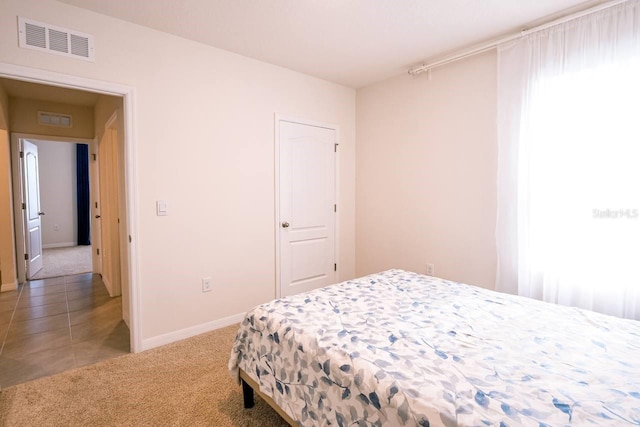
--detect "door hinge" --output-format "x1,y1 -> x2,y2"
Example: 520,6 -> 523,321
96,248 -> 100,255
92,153 -> 97,161
334,263 -> 337,272
24,253 -> 28,260
95,202 -> 98,209
128,235 -> 132,243
20,151 -> 24,158
22,202 -> 26,210
334,143 -> 338,152
334,204 -> 337,213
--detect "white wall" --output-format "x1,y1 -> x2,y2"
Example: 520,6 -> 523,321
29,140 -> 78,248
0,0 -> 356,344
356,52 -> 497,290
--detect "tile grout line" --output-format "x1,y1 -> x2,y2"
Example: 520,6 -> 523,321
0,282 -> 25,356
64,275 -> 80,368
1,273 -> 127,388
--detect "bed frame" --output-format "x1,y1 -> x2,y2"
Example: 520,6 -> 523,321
240,368 -> 296,426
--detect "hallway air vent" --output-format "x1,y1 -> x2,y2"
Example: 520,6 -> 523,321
18,17 -> 95,62
38,111 -> 73,128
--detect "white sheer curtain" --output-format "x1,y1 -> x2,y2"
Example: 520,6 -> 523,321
496,0 -> 640,320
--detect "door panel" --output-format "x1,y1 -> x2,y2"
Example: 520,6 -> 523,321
279,121 -> 336,297
291,238 -> 331,283
91,140 -> 102,275
98,127 -> 121,296
23,140 -> 43,278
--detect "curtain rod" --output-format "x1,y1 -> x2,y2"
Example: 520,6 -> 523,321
407,0 -> 630,76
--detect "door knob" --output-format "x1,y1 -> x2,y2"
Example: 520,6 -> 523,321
281,221 -> 290,228
95,215 -> 101,219
38,212 -> 45,216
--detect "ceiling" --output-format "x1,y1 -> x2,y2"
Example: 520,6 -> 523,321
57,0 -> 607,88
0,78 -> 100,106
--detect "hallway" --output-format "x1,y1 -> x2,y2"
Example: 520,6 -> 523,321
30,246 -> 93,281
0,273 -> 129,388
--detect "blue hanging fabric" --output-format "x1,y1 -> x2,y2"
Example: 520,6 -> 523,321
76,143 -> 91,245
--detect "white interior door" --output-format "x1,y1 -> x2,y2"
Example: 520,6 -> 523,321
279,120 -> 336,297
90,140 -> 102,275
98,126 -> 121,297
23,140 -> 44,278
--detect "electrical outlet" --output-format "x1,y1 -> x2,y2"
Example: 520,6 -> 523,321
426,264 -> 435,276
202,277 -> 212,292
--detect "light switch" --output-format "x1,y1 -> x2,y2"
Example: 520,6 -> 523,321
156,200 -> 168,216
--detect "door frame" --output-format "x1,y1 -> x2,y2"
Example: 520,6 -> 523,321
10,133 -> 95,282
0,62 -> 142,353
274,114 -> 340,298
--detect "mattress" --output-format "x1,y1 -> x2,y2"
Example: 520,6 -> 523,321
229,269 -> 640,426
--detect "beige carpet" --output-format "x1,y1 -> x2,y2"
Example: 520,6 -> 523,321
30,246 -> 93,280
0,324 -> 289,427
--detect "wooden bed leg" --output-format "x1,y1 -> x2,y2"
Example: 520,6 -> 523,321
242,379 -> 255,409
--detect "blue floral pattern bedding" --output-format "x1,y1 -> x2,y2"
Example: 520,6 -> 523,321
229,269 -> 640,426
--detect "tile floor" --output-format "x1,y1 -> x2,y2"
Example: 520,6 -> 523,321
0,273 -> 130,388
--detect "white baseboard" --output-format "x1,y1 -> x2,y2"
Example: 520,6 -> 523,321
140,312 -> 245,351
1,278 -> 18,292
102,275 -> 113,296
42,242 -> 76,249
122,308 -> 130,328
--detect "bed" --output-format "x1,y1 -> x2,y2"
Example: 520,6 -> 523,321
228,269 -> 640,426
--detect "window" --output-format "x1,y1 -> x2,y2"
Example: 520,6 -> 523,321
497,1 -> 640,319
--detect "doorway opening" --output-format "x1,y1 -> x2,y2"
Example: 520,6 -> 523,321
12,136 -> 93,281
0,63 -> 140,369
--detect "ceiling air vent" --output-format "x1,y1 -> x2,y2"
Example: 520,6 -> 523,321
18,17 -> 95,62
38,111 -> 73,128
